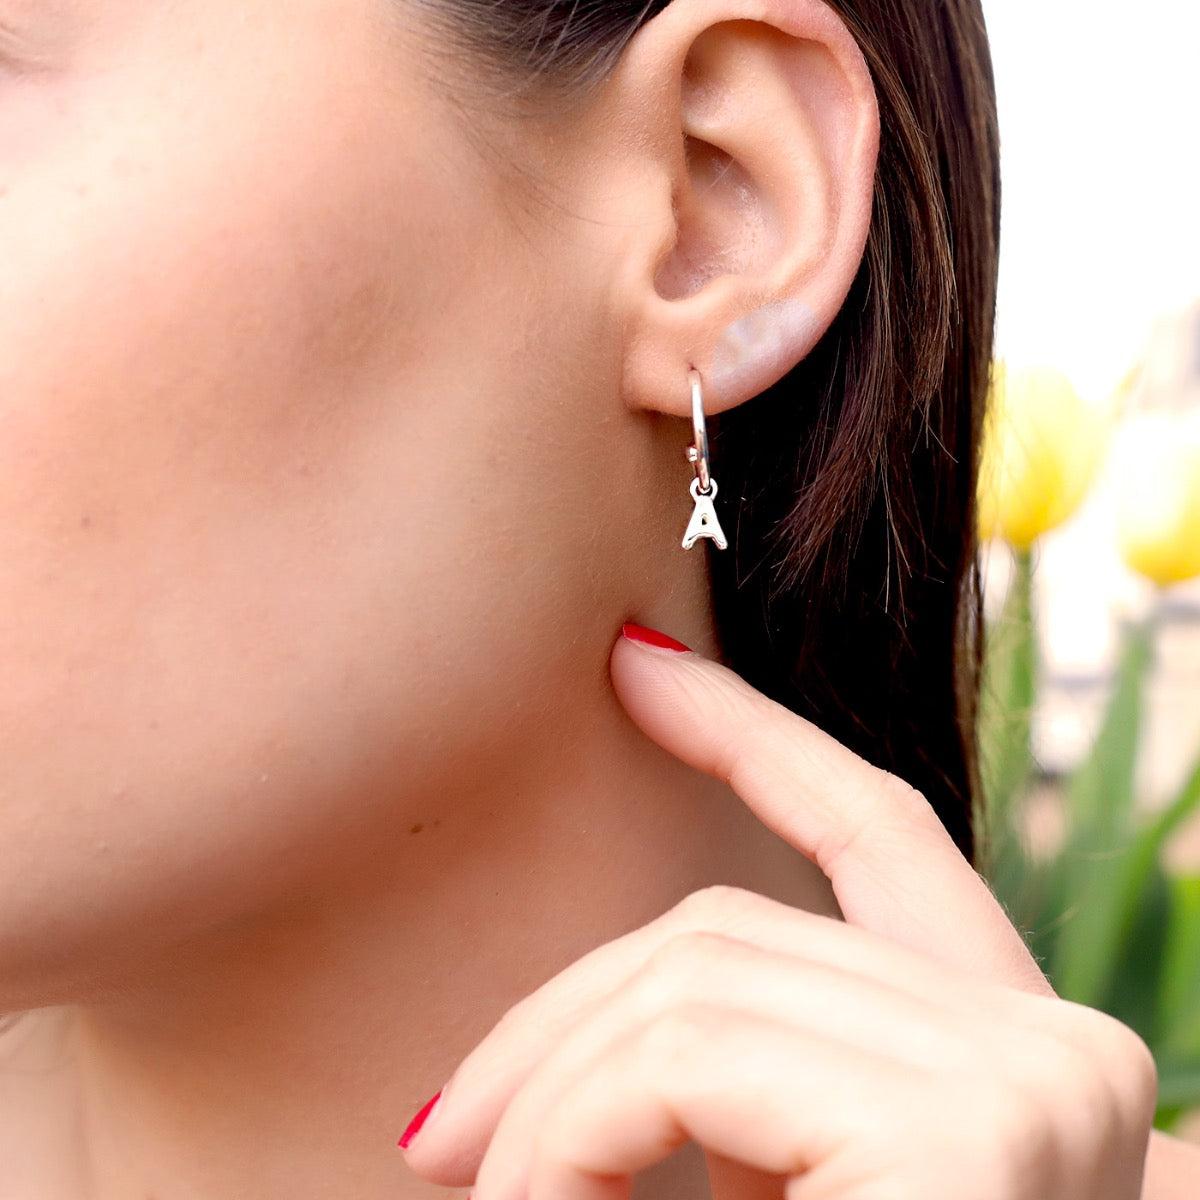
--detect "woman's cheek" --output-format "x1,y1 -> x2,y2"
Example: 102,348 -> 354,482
0,4 -> 503,1004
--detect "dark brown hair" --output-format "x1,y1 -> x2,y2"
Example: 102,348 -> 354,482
423,0 -> 999,864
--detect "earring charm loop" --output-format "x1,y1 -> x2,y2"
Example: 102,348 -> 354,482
682,369 -> 728,551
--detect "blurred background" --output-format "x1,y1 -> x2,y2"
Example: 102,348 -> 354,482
976,0 -> 1200,1137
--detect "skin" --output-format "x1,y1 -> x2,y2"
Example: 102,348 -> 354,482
0,0 -> 1197,1197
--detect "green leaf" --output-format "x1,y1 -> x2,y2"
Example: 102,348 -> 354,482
1103,858 -> 1170,1045
1112,757 -> 1200,948
1050,616 -> 1156,1006
1155,1062 -> 1200,1112
1160,872 -> 1200,1059
1155,1105 -> 1186,1134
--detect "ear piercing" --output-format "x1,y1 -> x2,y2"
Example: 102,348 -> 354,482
682,369 -> 728,552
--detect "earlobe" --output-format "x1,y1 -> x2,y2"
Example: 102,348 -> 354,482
611,0 -> 879,417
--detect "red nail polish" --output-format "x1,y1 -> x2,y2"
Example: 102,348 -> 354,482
622,623 -> 691,653
398,1090 -> 442,1149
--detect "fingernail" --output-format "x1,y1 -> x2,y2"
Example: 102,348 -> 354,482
398,1089 -> 443,1149
621,623 -> 692,653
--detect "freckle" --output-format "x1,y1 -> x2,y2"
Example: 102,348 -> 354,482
80,515 -> 93,530
432,819 -> 442,830
410,823 -> 424,835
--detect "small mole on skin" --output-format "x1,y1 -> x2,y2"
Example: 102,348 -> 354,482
410,823 -> 424,835
80,515 -> 93,530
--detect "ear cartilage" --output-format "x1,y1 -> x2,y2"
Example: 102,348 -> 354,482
710,297 -> 820,400
681,369 -> 729,552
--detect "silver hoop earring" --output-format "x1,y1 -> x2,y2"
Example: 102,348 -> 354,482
682,369 -> 728,552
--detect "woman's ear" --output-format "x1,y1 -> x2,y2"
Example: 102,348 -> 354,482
600,0 -> 879,415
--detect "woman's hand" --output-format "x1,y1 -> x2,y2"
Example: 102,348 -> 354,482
399,626 -> 1158,1200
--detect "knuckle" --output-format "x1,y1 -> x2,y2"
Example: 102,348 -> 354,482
1025,1028 -> 1096,1091
1056,1002 -> 1159,1119
965,1076 -> 1057,1189
821,771 -> 937,874
636,931 -> 742,1006
982,1074 -> 1044,1142
670,884 -> 754,928
1091,1014 -> 1159,1122
874,769 -> 927,811
531,1102 -> 576,1170
634,1002 -> 723,1072
866,768 -> 936,827
1013,1023 -> 1108,1113
1124,1032 -> 1159,1117
1048,1048 -> 1121,1140
1003,1018 -> 1155,1179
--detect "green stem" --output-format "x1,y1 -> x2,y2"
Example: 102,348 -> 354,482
978,547 -> 1037,894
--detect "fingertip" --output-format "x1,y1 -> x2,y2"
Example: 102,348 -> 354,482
619,623 -> 693,654
396,1087 -> 482,1187
611,627 -> 689,706
610,628 -> 725,772
398,1089 -> 444,1150
611,625 -> 702,717
398,1132 -> 480,1191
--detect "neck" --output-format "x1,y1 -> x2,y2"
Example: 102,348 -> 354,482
25,633 -> 836,1200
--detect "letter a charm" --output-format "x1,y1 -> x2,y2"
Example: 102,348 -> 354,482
683,478 -> 728,551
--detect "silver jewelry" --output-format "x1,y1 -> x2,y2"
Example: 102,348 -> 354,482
682,369 -> 728,551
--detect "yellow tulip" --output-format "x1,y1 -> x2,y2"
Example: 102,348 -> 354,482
978,363 -> 1108,550
1116,412 -> 1200,587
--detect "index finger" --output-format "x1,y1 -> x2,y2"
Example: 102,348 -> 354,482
611,627 -> 1051,995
